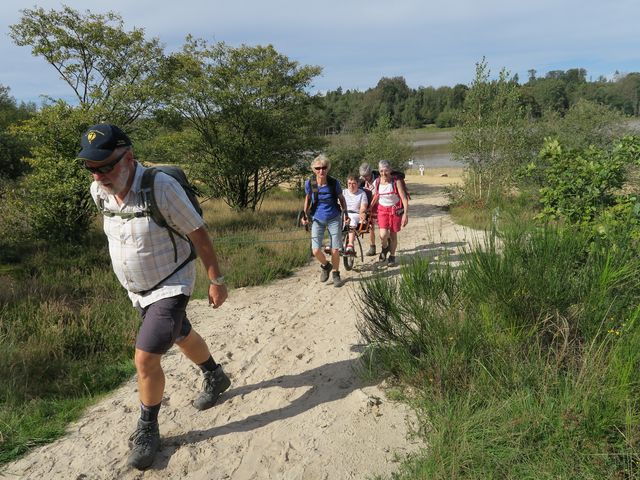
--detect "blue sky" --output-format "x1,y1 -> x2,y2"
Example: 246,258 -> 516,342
1,0 -> 639,104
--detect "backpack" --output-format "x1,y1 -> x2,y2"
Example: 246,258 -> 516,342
375,171 -> 411,200
308,175 -> 340,216
96,165 -> 203,295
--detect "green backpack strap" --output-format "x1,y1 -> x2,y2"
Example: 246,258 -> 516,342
96,194 -> 149,220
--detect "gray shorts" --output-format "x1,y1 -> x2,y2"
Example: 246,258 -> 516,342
135,295 -> 192,354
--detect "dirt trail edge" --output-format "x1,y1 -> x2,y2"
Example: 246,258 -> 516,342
3,179 -> 481,480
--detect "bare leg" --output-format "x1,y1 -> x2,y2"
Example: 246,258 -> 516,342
134,349 -> 164,406
175,330 -> 211,365
379,227 -> 390,250
389,231 -> 398,255
331,249 -> 340,271
312,248 -> 328,265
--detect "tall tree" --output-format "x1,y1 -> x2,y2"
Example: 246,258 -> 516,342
9,6 -> 166,241
10,5 -> 164,126
163,38 -> 325,210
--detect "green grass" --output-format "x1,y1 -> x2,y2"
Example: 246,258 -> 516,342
0,187 -> 310,465
359,220 -> 640,479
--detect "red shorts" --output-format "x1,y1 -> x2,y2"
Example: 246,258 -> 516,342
377,203 -> 403,232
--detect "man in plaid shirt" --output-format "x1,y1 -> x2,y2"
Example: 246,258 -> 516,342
79,124 -> 230,470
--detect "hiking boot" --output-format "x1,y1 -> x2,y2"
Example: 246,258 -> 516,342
127,419 -> 160,470
193,365 -> 231,411
320,262 -> 332,282
366,245 -> 377,256
379,244 -> 390,261
387,255 -> 397,267
332,271 -> 343,287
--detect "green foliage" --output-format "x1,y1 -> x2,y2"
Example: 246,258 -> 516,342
536,136 -> 640,224
540,99 -> 627,151
162,38 -> 325,211
0,238 -> 137,464
434,109 -> 457,128
326,129 -> 367,180
363,115 -> 413,169
0,85 -> 35,180
359,220 -> 640,478
9,5 -> 164,125
593,195 -> 640,244
452,58 -> 533,205
11,102 -> 98,242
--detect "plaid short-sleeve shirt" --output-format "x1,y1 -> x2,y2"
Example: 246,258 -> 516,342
91,163 -> 205,308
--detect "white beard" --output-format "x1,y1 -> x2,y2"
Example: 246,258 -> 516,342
97,162 -> 130,196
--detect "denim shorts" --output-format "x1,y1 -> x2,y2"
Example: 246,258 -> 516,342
311,214 -> 342,250
135,294 -> 192,354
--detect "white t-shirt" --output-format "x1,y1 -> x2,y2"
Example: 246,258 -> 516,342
343,188 -> 368,226
376,180 -> 401,207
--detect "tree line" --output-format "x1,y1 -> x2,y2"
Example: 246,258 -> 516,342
311,67 -> 640,134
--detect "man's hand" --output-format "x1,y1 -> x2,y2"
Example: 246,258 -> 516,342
209,284 -> 228,308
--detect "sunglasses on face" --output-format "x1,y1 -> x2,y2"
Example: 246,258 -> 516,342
84,149 -> 128,174
314,166 -> 328,171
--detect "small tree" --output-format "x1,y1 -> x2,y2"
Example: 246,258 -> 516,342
537,136 -> 640,224
452,58 -> 531,205
326,129 -> 368,181
162,38 -> 325,210
14,102 -> 98,242
364,115 -> 413,170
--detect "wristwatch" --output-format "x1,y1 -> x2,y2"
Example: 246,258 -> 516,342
209,276 -> 225,286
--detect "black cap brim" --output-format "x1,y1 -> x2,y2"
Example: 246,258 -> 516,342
77,148 -> 116,162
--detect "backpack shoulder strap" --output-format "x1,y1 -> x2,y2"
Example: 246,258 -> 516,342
309,176 -> 319,215
141,167 -> 167,227
94,188 -> 148,220
327,176 -> 337,197
327,176 -> 341,210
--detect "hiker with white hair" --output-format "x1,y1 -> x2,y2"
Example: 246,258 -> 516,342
369,160 -> 409,267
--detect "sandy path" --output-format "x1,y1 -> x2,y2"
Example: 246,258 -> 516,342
2,176 -> 480,480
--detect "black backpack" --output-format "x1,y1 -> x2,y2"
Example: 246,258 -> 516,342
308,175 -> 340,216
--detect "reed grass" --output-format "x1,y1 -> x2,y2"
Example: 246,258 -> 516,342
360,220 -> 640,479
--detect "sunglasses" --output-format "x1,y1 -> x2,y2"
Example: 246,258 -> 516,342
314,166 -> 328,171
84,149 -> 128,174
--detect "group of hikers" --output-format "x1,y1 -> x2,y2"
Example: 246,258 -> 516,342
301,154 -> 410,288
77,122 -> 410,470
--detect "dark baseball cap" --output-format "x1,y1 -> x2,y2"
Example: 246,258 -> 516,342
77,124 -> 132,162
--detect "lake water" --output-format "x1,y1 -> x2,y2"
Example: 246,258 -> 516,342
411,153 -> 462,168
410,138 -> 463,167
